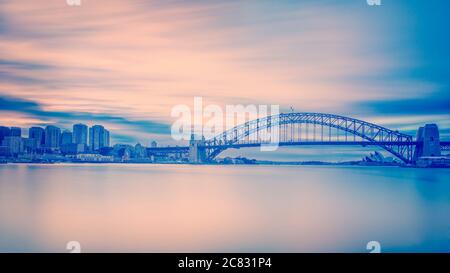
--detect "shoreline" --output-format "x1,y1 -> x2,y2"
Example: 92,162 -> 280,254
1,160 -> 449,168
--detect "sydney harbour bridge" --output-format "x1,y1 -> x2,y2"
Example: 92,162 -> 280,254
147,113 -> 450,164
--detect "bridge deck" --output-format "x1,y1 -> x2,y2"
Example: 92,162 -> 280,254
147,141 -> 450,152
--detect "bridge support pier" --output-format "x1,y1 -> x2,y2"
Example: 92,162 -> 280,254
413,124 -> 441,162
189,135 -> 206,163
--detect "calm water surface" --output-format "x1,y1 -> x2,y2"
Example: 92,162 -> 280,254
0,164 -> 449,252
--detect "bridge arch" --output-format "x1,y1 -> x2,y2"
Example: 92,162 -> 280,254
203,113 -> 414,163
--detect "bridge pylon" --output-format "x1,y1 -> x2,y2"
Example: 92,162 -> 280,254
413,124 -> 441,162
189,134 -> 207,163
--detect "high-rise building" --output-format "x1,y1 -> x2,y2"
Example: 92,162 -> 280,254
23,138 -> 37,153
29,127 -> 45,148
150,140 -> 157,148
61,143 -> 86,155
89,125 -> 101,151
73,123 -> 88,145
89,125 -> 110,151
61,130 -> 73,145
104,129 -> 110,148
45,125 -> 61,149
10,127 -> 21,137
0,126 -> 11,144
2,136 -> 24,155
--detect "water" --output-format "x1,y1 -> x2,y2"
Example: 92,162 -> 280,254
0,164 -> 449,253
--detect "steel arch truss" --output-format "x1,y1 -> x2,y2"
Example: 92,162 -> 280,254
203,113 -> 414,163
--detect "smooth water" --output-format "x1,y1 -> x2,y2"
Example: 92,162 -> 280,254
0,164 -> 449,252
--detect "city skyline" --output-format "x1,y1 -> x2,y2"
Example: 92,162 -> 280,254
1,111 -> 448,166
0,122 -> 113,155
0,122 -> 114,141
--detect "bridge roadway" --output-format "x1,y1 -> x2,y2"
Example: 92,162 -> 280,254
147,141 -> 450,152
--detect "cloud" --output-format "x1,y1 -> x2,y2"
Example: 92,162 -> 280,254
0,95 -> 171,138
356,90 -> 450,116
0,59 -> 55,70
1,1 -> 411,112
0,95 -> 40,111
0,0 -> 449,147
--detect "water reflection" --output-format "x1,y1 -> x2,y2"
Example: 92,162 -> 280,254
0,164 -> 449,252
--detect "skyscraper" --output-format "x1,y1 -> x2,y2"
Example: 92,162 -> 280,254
10,127 -> 21,137
2,136 -> 23,155
29,127 -> 45,148
104,129 -> 110,148
0,126 -> 11,144
61,130 -> 73,145
89,125 -> 110,151
73,123 -> 88,145
45,125 -> 61,149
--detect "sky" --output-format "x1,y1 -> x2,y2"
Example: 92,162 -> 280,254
0,0 -> 449,159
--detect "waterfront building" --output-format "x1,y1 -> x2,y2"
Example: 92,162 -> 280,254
416,156 -> 450,167
29,127 -> 45,148
61,130 -> 73,145
73,123 -> 88,145
61,143 -> 86,155
104,129 -> 110,147
60,130 -> 75,154
0,126 -> 11,143
10,127 -> 21,137
45,125 -> 61,149
150,140 -> 157,148
89,125 -> 109,151
1,136 -> 24,155
75,153 -> 114,162
23,138 -> 37,153
0,145 -> 9,156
